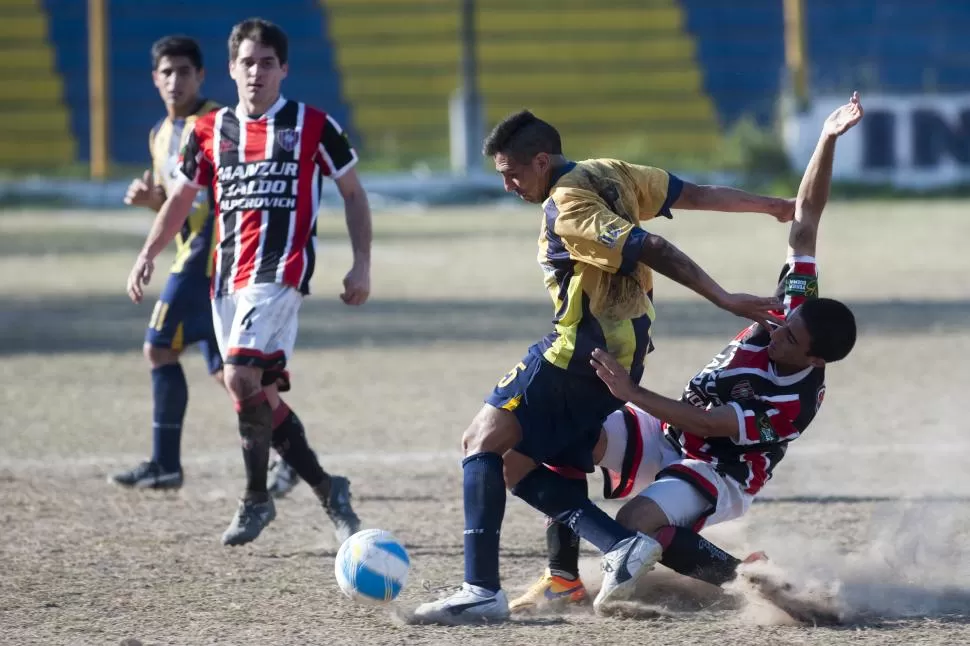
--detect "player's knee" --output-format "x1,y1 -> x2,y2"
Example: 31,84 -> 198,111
224,365 -> 262,402
144,343 -> 180,368
502,451 -> 535,490
462,407 -> 521,457
616,496 -> 665,536
615,500 -> 638,530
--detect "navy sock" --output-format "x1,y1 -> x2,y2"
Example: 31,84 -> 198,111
150,363 -> 188,472
512,466 -> 634,554
462,452 -> 506,592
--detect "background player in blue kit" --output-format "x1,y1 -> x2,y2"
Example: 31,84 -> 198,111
110,36 -> 224,490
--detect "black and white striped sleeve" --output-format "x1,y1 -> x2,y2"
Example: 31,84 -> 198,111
318,114 -> 359,179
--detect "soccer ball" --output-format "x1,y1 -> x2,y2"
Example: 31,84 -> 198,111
334,529 -> 410,604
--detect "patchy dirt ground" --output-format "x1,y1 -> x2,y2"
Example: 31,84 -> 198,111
2,204 -> 969,645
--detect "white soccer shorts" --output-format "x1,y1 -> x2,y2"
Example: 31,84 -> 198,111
211,283 -> 302,375
599,405 -> 754,531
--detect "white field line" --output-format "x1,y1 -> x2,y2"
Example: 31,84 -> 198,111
0,449 -> 461,471
3,442 -> 970,472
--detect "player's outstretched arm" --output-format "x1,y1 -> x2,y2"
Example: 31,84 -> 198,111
673,182 -> 795,223
126,179 -> 199,304
638,232 -> 780,328
590,349 -> 740,439
789,91 -> 864,257
335,168 -> 372,306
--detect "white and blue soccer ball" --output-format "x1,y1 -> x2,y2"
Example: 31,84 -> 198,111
334,528 -> 410,604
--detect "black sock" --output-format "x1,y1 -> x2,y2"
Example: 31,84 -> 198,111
511,466 -> 634,554
544,475 -> 584,579
546,519 -> 581,580
656,525 -> 742,586
271,407 -> 331,497
237,394 -> 273,500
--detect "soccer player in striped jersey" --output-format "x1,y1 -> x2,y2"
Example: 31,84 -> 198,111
415,111 -> 802,623
110,36 -> 225,490
126,19 -> 371,547
511,93 -> 864,616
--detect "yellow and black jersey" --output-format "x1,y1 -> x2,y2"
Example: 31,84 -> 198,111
535,158 -> 684,377
149,98 -> 221,276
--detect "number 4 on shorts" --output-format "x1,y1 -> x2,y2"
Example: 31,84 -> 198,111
239,307 -> 256,331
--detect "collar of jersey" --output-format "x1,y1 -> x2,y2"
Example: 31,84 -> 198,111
235,95 -> 287,122
544,160 -> 577,198
768,360 -> 814,386
168,97 -> 209,124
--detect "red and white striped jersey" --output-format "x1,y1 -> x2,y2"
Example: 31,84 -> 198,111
663,256 -> 826,495
179,96 -> 358,297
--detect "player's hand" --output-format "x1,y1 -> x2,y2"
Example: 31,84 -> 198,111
127,253 -> 154,304
124,170 -> 164,210
718,292 -> 784,330
823,91 -> 864,138
590,348 -> 639,402
768,198 -> 796,223
341,258 -> 370,306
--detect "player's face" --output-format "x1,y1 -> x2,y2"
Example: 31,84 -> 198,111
767,308 -> 822,368
493,152 -> 551,204
230,39 -> 288,109
152,55 -> 203,113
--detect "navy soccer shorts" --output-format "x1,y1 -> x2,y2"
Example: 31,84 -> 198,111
485,348 -> 623,473
145,271 -> 223,375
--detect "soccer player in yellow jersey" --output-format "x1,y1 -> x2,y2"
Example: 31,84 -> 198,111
415,110 -> 794,623
109,36 -> 224,490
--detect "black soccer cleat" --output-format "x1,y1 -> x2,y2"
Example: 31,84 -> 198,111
323,476 -> 361,544
109,460 -> 183,490
221,497 -> 277,546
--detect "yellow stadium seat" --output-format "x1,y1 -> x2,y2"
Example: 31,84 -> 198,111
0,14 -> 45,39
0,110 -> 70,132
327,12 -> 459,38
476,8 -> 682,33
0,0 -> 77,169
0,137 -> 75,165
322,0 -> 720,164
0,46 -> 53,71
485,102 -> 716,125
1,78 -> 63,102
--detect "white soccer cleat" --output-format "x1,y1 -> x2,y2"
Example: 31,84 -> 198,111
593,533 -> 663,611
412,583 -> 510,624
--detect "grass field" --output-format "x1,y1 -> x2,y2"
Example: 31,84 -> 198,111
2,202 -> 970,645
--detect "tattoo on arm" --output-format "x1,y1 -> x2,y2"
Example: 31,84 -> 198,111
639,234 -> 721,303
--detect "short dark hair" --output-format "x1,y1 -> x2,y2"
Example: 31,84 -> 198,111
482,110 -> 562,163
229,18 -> 289,65
151,35 -> 203,70
801,297 -> 856,362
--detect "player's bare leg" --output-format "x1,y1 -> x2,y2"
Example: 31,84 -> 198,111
222,364 -> 277,546
110,344 -> 187,490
